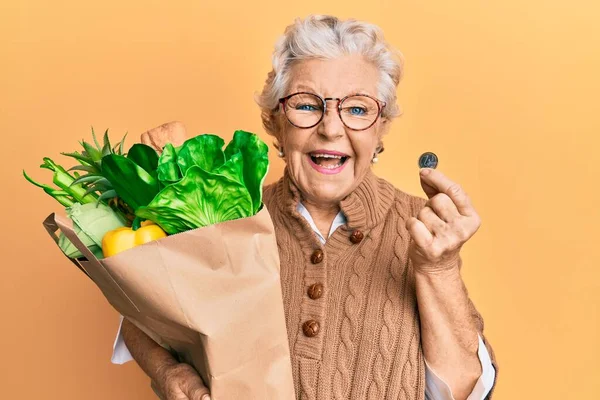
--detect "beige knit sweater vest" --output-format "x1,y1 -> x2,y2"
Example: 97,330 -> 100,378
262,168 -> 497,400
264,170 -> 425,400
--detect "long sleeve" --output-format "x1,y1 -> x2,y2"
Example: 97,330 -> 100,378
424,334 -> 495,400
111,315 -> 134,364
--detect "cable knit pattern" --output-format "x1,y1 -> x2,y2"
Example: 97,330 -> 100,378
332,234 -> 369,399
262,168 -> 498,400
367,212 -> 409,399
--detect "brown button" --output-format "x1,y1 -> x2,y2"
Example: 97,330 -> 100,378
310,249 -> 324,264
307,283 -> 324,300
302,320 -> 320,337
350,230 -> 364,244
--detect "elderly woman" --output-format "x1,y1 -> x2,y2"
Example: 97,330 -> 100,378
115,14 -> 498,400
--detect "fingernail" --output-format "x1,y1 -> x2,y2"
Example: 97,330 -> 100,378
202,395 -> 211,400
420,168 -> 432,176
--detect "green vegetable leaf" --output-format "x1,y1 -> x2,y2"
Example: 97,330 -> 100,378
157,143 -> 182,187
118,132 -> 128,155
91,126 -> 101,149
223,130 -> 269,213
98,189 -> 118,203
82,178 -> 113,197
81,140 -> 102,161
71,174 -> 103,186
127,143 -> 159,179
101,129 -> 112,156
177,134 -> 225,175
214,152 -> 245,184
68,165 -> 96,173
101,154 -> 159,210
61,151 -> 92,165
136,164 -> 253,234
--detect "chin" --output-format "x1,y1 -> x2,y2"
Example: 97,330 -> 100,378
307,181 -> 352,205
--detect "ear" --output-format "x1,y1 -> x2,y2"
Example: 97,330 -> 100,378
271,124 -> 288,161
273,129 -> 285,150
378,117 -> 392,138
273,112 -> 287,143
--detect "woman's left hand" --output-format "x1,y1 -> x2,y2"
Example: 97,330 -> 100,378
405,168 -> 481,274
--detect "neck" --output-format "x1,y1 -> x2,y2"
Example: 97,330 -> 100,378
302,198 -> 340,239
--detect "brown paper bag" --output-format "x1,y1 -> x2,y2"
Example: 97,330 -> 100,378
43,208 -> 296,400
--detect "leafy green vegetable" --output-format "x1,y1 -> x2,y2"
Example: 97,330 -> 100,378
224,130 -> 269,214
135,130 -> 269,234
176,134 -> 225,176
101,154 -> 159,211
215,152 -> 245,184
136,164 -> 253,234
127,143 -> 159,179
157,143 -> 182,187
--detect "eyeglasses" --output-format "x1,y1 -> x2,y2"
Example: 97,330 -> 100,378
278,91 -> 386,131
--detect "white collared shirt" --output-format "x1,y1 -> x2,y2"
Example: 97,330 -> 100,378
112,202 -> 496,399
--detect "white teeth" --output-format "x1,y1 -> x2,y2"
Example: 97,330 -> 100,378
321,162 -> 343,169
309,153 -> 348,170
311,154 -> 344,159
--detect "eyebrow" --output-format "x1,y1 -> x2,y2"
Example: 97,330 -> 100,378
291,84 -> 374,97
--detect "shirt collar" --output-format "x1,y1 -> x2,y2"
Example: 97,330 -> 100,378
278,166 -> 396,231
296,202 -> 347,243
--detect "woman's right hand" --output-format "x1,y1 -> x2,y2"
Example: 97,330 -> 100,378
155,362 -> 211,400
120,318 -> 210,399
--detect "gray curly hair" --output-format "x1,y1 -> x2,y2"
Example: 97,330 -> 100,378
254,14 -> 405,139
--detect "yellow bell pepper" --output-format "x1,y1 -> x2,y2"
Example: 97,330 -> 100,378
102,220 -> 167,257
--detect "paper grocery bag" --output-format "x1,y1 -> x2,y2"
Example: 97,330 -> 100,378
43,208 -> 296,400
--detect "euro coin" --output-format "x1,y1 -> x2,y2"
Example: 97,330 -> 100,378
418,152 -> 438,169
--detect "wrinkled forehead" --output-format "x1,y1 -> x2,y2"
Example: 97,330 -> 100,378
286,56 -> 380,99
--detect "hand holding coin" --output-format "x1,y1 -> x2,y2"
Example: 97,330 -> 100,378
405,154 -> 481,273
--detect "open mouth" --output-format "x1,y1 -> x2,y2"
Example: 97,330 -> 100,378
308,152 -> 350,170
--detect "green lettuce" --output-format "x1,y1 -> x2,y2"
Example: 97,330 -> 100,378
135,130 -> 269,234
156,143 -> 181,186
223,130 -> 269,214
177,134 -> 226,175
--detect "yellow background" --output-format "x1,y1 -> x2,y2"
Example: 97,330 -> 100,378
1,1 -> 598,399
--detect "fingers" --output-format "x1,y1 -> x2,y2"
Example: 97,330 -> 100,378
419,169 -> 439,199
419,168 -> 475,216
185,383 -> 210,400
408,205 -> 457,255
188,391 -> 210,400
406,215 -> 457,263
181,371 -> 210,400
405,216 -> 434,250
158,363 -> 211,400
426,193 -> 460,223
417,206 -> 446,235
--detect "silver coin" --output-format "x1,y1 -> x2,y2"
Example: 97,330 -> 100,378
418,152 -> 438,169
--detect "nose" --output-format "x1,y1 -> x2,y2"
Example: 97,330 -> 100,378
317,99 -> 345,139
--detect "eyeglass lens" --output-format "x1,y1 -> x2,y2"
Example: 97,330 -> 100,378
284,93 -> 380,130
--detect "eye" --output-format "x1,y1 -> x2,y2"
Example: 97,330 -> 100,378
344,106 -> 367,116
296,103 -> 320,111
351,106 -> 366,115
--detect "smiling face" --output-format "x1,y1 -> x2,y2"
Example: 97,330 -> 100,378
276,54 -> 389,207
